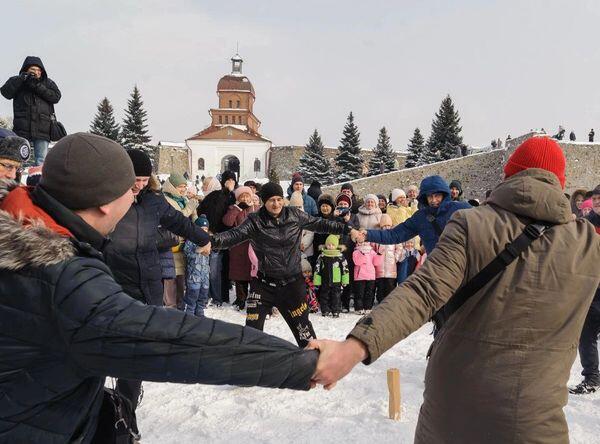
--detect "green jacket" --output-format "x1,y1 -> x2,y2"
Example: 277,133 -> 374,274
314,249 -> 349,287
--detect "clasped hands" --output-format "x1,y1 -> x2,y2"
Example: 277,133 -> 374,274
350,228 -> 367,243
306,337 -> 368,390
196,242 -> 212,256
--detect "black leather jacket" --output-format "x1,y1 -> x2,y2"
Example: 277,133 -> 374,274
212,206 -> 349,279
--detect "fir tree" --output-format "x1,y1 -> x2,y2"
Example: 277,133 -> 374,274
421,135 -> 442,165
405,127 -> 425,168
90,97 -> 120,141
298,129 -> 334,185
367,126 -> 396,175
428,95 -> 465,161
121,85 -> 153,160
335,112 -> 363,182
267,168 -> 280,184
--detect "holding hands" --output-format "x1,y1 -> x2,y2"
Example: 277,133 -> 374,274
307,337 -> 368,390
197,242 -> 211,256
350,228 -> 367,243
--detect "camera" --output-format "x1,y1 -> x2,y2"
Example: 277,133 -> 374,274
335,206 -> 350,216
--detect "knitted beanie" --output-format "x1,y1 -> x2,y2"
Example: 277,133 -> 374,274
364,194 -> 378,204
591,185 -> 600,197
40,132 -> 135,210
391,188 -> 406,202
169,173 -> 187,187
581,199 -> 593,210
127,149 -> 153,177
379,214 -> 393,227
341,183 -> 354,193
234,186 -> 252,200
291,172 -> 303,185
221,170 -> 237,187
195,214 -> 209,228
336,193 -> 352,207
260,182 -> 284,202
504,137 -> 566,188
289,190 -> 304,208
325,234 -> 340,248
0,131 -> 30,163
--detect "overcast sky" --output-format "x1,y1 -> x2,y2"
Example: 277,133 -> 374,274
2,0 -> 600,150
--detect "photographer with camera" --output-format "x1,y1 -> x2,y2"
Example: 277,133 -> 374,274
1,56 -> 61,165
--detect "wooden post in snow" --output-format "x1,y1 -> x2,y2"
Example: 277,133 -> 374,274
387,368 -> 401,420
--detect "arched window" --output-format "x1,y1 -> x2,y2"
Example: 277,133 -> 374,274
228,100 -> 232,107
197,158 -> 205,170
238,116 -> 242,124
253,158 -> 261,172
218,115 -> 222,124
225,115 -> 229,124
237,100 -> 241,108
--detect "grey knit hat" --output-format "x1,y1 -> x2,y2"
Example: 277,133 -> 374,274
40,132 -> 135,210
0,129 -> 30,163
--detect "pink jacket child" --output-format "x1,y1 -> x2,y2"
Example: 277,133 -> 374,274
353,242 -> 383,281
374,243 -> 402,279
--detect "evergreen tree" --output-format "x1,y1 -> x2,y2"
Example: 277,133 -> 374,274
428,95 -> 465,161
121,85 -> 153,160
298,129 -> 334,185
90,97 -> 120,141
405,127 -> 425,168
268,168 -> 280,184
335,112 -> 363,182
367,126 -> 396,175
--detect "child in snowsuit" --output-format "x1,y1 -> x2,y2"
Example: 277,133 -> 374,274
301,258 -> 319,313
352,240 -> 382,314
397,237 -> 420,284
374,214 -> 401,303
182,215 -> 211,316
314,235 -> 349,317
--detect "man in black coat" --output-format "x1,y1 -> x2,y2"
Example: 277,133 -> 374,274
1,56 -> 61,165
212,182 -> 350,347
0,133 -> 317,443
199,170 -> 236,305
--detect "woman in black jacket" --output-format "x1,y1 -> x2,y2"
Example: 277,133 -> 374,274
1,56 -> 61,165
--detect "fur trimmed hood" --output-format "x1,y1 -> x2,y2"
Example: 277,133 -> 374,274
0,179 -> 75,271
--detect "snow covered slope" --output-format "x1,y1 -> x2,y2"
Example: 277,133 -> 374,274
136,307 -> 600,443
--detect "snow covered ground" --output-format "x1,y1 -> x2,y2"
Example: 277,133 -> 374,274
136,305 -> 600,443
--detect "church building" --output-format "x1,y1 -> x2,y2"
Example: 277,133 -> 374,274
186,54 -> 271,182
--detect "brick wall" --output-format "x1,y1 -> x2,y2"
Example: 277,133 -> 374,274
155,146 -> 190,176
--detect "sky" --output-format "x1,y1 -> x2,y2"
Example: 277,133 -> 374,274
2,0 -> 600,150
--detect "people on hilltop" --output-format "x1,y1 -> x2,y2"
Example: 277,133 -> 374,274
589,128 -> 595,143
1,56 -> 61,165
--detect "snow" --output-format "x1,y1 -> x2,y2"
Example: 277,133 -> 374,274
136,305 -> 600,443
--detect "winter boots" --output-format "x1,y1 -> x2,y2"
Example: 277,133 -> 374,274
569,379 -> 600,395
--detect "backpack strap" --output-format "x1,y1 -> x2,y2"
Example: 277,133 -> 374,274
431,222 -> 552,337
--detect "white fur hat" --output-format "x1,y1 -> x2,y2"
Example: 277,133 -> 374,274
391,188 -> 406,202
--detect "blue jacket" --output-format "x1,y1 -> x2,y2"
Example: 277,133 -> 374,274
287,186 -> 318,216
367,175 -> 471,253
183,239 -> 210,287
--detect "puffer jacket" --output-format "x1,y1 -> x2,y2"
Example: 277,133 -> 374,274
183,239 -> 210,287
352,243 -> 382,281
367,175 -> 471,253
386,203 -> 417,226
374,242 -> 401,278
356,205 -> 382,229
103,176 -> 209,305
0,180 -> 318,444
0,56 -> 61,141
212,206 -> 348,280
350,169 -> 600,444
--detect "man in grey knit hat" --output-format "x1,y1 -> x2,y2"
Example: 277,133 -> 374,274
0,128 -> 30,180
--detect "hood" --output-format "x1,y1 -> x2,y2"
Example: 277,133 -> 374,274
486,169 -> 572,225
162,177 -> 180,197
0,179 -> 75,271
20,56 -> 47,79
417,175 -> 451,206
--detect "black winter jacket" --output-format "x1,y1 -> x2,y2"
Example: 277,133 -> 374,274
0,182 -> 318,444
103,180 -> 210,306
212,206 -> 348,279
199,188 -> 235,233
0,56 -> 61,141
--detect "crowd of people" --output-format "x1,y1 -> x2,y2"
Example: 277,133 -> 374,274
0,59 -> 599,444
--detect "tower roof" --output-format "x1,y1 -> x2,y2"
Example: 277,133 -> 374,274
216,75 -> 255,95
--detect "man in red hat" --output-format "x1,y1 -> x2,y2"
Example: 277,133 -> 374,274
310,137 -> 600,444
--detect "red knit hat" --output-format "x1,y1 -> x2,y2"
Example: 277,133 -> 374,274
504,137 -> 566,188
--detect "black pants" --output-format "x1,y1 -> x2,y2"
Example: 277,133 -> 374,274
319,285 -> 343,314
234,280 -> 249,305
353,280 -> 375,311
579,303 -> 600,384
246,276 -> 316,347
341,259 -> 354,310
116,379 -> 142,411
375,278 -> 396,303
221,250 -> 231,303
